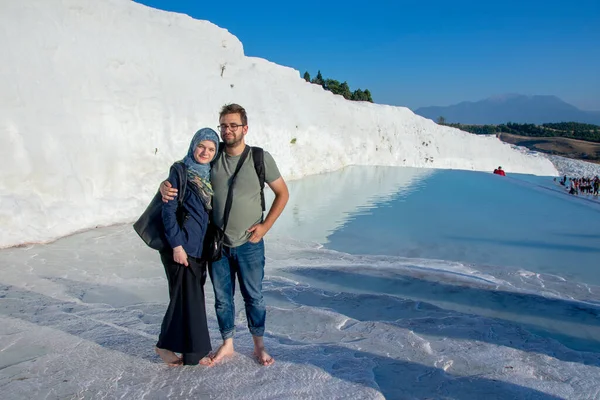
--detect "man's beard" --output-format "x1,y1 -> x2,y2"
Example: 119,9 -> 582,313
223,133 -> 243,147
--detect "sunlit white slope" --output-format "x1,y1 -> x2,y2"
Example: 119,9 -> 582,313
0,0 -> 557,248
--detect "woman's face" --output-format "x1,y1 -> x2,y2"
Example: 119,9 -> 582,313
194,140 -> 217,164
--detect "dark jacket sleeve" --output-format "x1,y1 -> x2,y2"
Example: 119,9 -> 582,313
162,167 -> 185,249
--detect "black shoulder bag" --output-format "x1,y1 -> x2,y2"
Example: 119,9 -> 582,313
133,162 -> 188,251
203,146 -> 251,261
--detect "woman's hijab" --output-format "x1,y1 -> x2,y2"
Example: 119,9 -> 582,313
181,128 -> 220,210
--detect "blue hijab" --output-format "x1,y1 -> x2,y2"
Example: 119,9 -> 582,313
181,128 -> 220,210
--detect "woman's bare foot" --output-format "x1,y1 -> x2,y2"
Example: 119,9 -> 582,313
253,347 -> 274,366
199,356 -> 213,366
209,339 -> 235,364
155,347 -> 182,366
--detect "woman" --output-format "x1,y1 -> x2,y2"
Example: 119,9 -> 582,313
155,128 -> 219,366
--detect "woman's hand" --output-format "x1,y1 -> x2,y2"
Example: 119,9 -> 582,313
173,246 -> 189,267
160,181 -> 178,203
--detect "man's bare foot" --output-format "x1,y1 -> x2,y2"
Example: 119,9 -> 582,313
253,347 -> 274,366
155,347 -> 182,366
252,336 -> 274,366
209,340 -> 235,364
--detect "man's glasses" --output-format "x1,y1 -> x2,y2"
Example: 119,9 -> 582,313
218,123 -> 245,132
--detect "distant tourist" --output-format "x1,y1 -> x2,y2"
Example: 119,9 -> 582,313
161,104 -> 289,366
560,175 -> 567,186
493,166 -> 506,176
569,178 -> 577,195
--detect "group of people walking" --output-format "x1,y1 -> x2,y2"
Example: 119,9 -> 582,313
559,175 -> 600,196
153,103 -> 289,367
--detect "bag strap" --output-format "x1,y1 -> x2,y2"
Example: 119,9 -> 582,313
251,146 -> 266,212
172,162 -> 187,207
222,145 -> 251,231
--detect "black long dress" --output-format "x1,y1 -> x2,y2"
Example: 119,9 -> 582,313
157,251 -> 212,365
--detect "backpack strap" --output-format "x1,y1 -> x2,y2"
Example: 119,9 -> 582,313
251,146 -> 266,212
210,142 -> 226,168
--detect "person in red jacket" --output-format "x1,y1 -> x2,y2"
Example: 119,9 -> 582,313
493,166 -> 506,176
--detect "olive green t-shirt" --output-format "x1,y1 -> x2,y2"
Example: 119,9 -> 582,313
210,147 -> 281,247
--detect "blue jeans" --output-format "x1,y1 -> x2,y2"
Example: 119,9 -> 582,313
208,239 -> 266,340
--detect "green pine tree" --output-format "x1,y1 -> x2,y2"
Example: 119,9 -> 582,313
311,70 -> 324,86
340,82 -> 352,99
351,89 -> 363,101
324,79 -> 341,94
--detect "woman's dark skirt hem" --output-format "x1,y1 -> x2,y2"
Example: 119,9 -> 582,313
157,251 -> 212,364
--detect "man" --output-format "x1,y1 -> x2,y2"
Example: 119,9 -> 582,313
161,104 -> 289,366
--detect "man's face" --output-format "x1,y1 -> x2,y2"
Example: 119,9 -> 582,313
219,113 -> 248,146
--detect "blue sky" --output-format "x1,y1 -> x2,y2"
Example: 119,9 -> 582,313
135,0 -> 600,110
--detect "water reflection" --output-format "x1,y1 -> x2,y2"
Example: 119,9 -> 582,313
268,166 -> 434,244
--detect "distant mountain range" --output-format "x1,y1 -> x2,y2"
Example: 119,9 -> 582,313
413,94 -> 600,125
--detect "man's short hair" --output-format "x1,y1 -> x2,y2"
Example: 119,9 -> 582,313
219,103 -> 248,125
